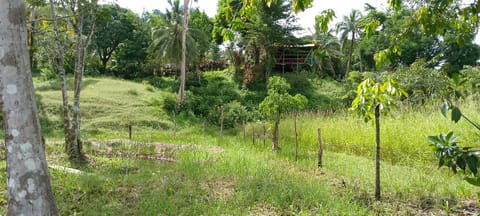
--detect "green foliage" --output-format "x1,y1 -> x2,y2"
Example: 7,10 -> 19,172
179,71 -> 243,127
91,4 -> 136,74
380,0 -> 480,72
259,76 -> 307,119
336,9 -> 362,75
315,9 -> 335,34
213,0 -> 300,78
147,0 -> 207,71
459,66 -> 480,96
350,77 -> 407,124
429,102 -> 480,186
343,71 -> 377,105
112,16 -> 151,79
188,9 -> 213,62
391,60 -> 450,104
39,64 -> 58,81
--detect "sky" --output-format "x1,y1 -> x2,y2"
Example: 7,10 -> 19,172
110,0 -> 389,35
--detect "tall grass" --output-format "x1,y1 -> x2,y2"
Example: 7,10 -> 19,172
275,99 -> 480,166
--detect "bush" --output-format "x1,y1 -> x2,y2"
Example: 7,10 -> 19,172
39,65 -> 58,81
459,66 -> 480,97
391,60 -> 450,104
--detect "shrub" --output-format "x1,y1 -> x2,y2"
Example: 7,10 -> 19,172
391,60 -> 450,104
40,65 -> 58,81
459,66 -> 480,97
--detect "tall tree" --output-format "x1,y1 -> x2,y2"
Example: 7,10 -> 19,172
188,8 -> 213,64
0,0 -> 58,214
213,0 -> 299,85
336,9 -> 362,76
50,0 -> 97,162
91,4 -> 135,75
178,0 -> 190,103
113,14 -> 151,78
375,0 -> 480,68
26,0 -> 47,72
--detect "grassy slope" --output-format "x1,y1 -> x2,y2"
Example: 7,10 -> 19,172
1,75 -> 479,215
35,77 -> 175,138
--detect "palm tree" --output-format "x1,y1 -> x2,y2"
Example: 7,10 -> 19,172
336,9 -> 362,76
150,0 -> 203,102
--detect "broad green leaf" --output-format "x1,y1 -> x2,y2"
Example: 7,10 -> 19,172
457,157 -> 466,170
465,177 -> 480,186
428,135 -> 443,144
466,155 -> 478,175
451,107 -> 462,123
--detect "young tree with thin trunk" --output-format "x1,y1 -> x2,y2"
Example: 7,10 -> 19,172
0,0 -> 58,214
49,0 -> 70,154
350,77 -> 407,200
50,0 -> 97,162
259,76 -> 307,151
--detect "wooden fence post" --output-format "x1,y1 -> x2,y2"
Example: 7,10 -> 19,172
202,119 -> 206,141
220,107 -> 224,138
263,122 -> 266,147
317,128 -> 323,167
128,124 -> 132,140
252,123 -> 255,145
173,110 -> 177,140
294,113 -> 299,161
243,120 -> 246,143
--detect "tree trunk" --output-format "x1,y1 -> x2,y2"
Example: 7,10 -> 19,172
346,32 -> 355,76
358,46 -> 363,72
67,0 -> 97,162
375,104 -> 381,200
0,1 -> 59,214
178,0 -> 189,103
28,7 -> 37,72
272,113 -> 280,151
49,0 -> 71,153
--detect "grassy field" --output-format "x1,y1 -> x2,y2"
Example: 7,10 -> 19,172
1,75 -> 479,215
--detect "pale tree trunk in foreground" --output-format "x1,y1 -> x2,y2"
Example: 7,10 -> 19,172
49,0 -> 72,152
178,0 -> 190,103
0,0 -> 58,214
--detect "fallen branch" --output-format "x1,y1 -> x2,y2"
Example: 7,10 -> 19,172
49,165 -> 83,174
91,151 -> 175,162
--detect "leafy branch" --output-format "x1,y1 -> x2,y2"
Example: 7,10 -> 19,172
428,101 -> 480,186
